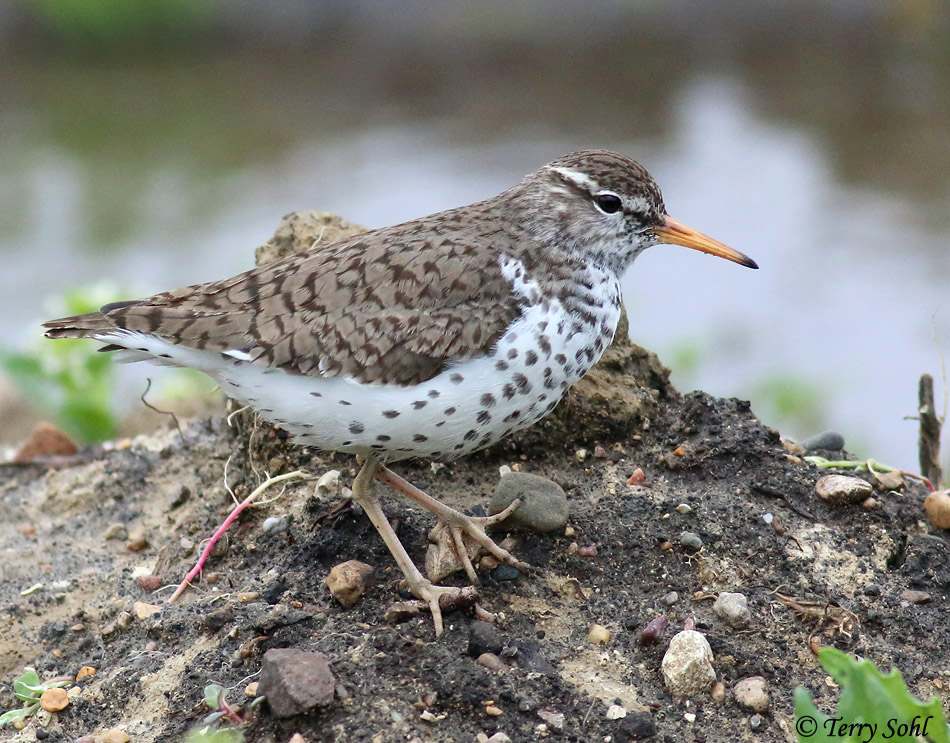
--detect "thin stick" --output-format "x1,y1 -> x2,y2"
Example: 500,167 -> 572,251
140,378 -> 186,446
168,470 -> 306,602
918,373 -> 943,488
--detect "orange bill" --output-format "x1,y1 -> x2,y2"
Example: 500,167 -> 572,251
654,216 -> 758,269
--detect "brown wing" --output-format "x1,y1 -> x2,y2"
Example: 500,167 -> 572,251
46,209 -> 525,386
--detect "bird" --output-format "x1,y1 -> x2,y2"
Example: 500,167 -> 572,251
43,149 -> 757,634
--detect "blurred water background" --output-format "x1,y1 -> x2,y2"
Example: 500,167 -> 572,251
1,1 -> 948,475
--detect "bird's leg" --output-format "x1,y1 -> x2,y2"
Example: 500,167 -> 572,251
375,465 -> 531,584
351,456 -> 476,635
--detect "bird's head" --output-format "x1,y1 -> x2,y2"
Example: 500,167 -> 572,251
516,149 -> 758,274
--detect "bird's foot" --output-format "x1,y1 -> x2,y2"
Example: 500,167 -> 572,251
424,499 -> 532,583
391,580 -> 480,636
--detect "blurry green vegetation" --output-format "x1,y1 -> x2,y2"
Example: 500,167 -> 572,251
795,647 -> 949,743
1,285 -> 124,442
21,0 -> 213,47
751,373 -> 828,435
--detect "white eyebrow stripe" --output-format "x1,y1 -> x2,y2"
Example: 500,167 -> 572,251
550,166 -> 599,192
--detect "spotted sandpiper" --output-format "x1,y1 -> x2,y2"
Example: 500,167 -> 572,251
44,149 -> 757,634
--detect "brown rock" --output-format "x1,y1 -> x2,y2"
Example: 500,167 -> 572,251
924,490 -> 950,529
76,666 -> 96,681
137,575 -> 162,592
325,560 -> 374,608
103,730 -> 131,743
13,422 -> 77,462
259,648 -> 335,717
39,686 -> 69,712
734,676 -> 769,711
477,653 -> 507,672
815,475 -> 873,504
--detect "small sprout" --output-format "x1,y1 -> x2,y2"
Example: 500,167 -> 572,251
0,668 -> 71,727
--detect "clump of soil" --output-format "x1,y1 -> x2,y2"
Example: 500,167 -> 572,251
0,213 -> 946,742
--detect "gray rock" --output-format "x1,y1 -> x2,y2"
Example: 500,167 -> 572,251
713,592 -> 751,629
661,630 -> 716,698
259,648 -> 334,717
489,472 -> 568,533
802,430 -> 845,451
679,532 -> 703,551
468,619 -> 504,657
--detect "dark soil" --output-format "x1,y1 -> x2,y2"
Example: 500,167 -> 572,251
1,349 -> 948,743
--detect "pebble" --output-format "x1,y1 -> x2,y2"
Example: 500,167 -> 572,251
468,620 -> 504,657
661,591 -> 679,606
126,529 -> 149,551
734,676 -> 770,711
683,712 -> 696,723
133,601 -> 161,620
627,468 -> 646,485
924,490 -> 950,529
675,503 -> 692,514
749,713 -> 764,731
245,681 -> 259,697
485,704 -> 503,716
616,710 -> 657,741
802,430 -> 845,451
136,575 -> 162,592
900,589 -> 931,605
638,614 -> 669,646
661,630 -> 716,698
588,624 -> 612,644
486,734 -> 512,743
575,448 -> 588,462
606,703 -> 627,719
103,730 -> 131,743
477,653 -> 507,672
39,687 -> 69,712
711,681 -> 726,703
489,472 -> 569,533
13,422 -> 77,461
712,592 -> 751,629
104,524 -> 128,541
325,560 -> 374,608
537,709 -> 565,731
678,532 -> 703,551
262,514 -> 292,533
259,648 -> 335,717
491,565 -> 521,581
316,469 -> 341,494
76,666 -> 96,681
815,475 -> 872,504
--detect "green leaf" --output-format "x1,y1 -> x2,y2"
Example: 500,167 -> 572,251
0,705 -> 36,725
184,724 -> 245,743
203,683 -> 225,709
13,669 -> 42,702
794,648 -> 950,743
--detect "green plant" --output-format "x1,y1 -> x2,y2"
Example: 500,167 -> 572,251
795,647 -> 949,742
0,668 -> 71,727
1,285 -> 124,442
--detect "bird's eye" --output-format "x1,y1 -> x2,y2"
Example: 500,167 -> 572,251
594,192 -> 623,214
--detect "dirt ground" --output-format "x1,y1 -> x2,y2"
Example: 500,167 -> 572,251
1,325 -> 948,743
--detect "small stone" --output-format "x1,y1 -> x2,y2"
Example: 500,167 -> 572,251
577,544 -> 598,557
683,712 -> 696,723
711,681 -> 726,703
486,734 -> 512,743
734,676 -> 769,711
469,620 -> 504,657
137,575 -> 162,592
489,472 -> 569,533
203,607 -> 234,632
485,704 -> 503,716
661,630 -> 716,698
606,703 -> 627,719
815,475 -> 872,504
900,589 -> 931,604
316,469 -> 341,494
802,430 -> 845,451
39,687 -> 69,712
126,529 -> 149,551
588,624 -> 612,644
627,468 -> 646,485
325,560 -> 374,608
133,601 -> 161,620
13,422 -> 77,462
538,709 -> 565,731
678,532 -> 703,551
593,445 -> 608,458
638,614 -> 669,646
104,524 -> 128,541
575,448 -> 588,462
384,601 -> 421,624
103,730 -> 131,743
259,648 -> 335,717
477,653 -> 507,672
238,591 -> 260,603
245,681 -> 259,697
673,445 -> 686,457
616,710 -> 657,741
288,735 -> 305,743
492,565 -> 521,581
749,713 -> 764,731
168,485 -> 191,509
713,592 -> 751,629
661,591 -> 679,606
262,514 -> 292,533
115,611 -> 132,629
861,497 -> 879,509
76,666 -> 96,681
675,503 -> 692,514
924,490 -> 950,529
